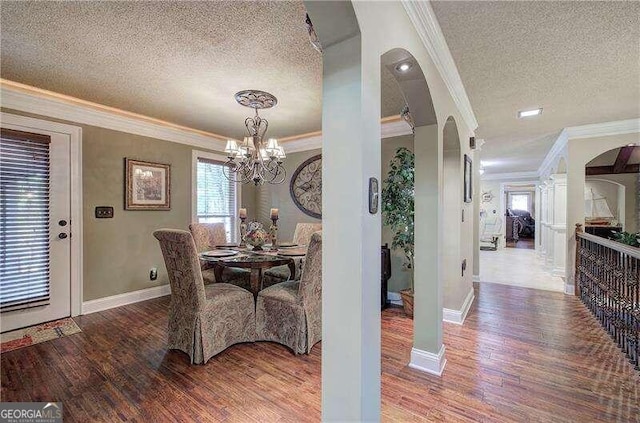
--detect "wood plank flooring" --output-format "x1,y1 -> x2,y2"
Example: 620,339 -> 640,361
2,282 -> 638,422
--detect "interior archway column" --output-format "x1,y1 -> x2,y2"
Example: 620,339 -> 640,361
304,2 -> 381,420
549,174 -> 567,276
539,181 -> 550,259
411,123 -> 446,375
472,144 -> 482,282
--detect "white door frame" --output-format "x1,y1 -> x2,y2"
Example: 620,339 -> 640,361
1,112 -> 83,317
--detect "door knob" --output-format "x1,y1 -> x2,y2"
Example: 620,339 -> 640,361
58,233 -> 68,239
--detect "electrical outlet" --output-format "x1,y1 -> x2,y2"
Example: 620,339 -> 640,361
149,267 -> 158,281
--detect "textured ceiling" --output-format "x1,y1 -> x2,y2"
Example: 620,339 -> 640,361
0,1 -> 405,140
432,1 -> 640,175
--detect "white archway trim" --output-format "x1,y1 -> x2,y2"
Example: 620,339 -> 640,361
401,1 -> 478,132
0,112 -> 83,317
538,118 -> 640,178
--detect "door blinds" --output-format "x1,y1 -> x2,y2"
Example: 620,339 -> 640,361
0,128 -> 52,312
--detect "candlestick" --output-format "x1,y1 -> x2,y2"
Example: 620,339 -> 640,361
270,216 -> 279,251
239,208 -> 247,219
239,216 -> 247,248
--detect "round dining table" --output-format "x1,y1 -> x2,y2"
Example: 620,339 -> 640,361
200,249 -> 303,298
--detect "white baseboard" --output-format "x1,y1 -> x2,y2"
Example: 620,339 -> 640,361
82,284 -> 171,315
387,291 -> 403,306
409,345 -> 446,376
443,287 -> 475,325
564,283 -> 575,295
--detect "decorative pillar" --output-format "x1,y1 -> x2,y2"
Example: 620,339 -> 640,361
550,174 -> 567,276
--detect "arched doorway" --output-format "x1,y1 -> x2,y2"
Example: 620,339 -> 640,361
584,146 -> 638,236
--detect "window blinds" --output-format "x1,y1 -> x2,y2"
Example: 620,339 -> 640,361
0,129 -> 51,312
196,158 -> 237,242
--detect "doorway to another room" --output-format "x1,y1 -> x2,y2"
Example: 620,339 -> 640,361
479,180 -> 563,292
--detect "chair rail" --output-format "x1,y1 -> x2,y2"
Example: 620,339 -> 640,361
575,224 -> 639,370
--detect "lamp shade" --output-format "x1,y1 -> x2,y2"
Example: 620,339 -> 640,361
225,140 -> 239,154
275,146 -> 286,159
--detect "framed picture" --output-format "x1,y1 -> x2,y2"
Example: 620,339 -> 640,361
125,158 -> 171,210
464,154 -> 472,203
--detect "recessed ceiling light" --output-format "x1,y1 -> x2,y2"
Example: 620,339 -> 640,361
518,108 -> 542,118
627,143 -> 636,147
395,62 -> 412,73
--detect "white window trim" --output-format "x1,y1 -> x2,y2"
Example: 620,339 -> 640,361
0,112 -> 83,317
191,150 -> 242,242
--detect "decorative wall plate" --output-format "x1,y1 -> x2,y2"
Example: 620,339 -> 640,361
290,154 -> 322,219
481,191 -> 494,203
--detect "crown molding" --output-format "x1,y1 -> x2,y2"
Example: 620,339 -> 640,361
0,79 -> 228,151
538,130 -> 569,179
538,118 -> 640,178
382,118 -> 413,138
564,118 -> 640,140
280,117 -> 413,153
481,171 -> 539,181
281,134 -> 323,153
401,0 -> 478,132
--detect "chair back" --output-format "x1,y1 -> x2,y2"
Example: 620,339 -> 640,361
293,223 -> 322,246
298,231 -> 322,305
189,223 -> 227,252
481,215 -> 502,238
153,229 -> 206,312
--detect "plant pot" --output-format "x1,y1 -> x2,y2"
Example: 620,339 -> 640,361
399,288 -> 414,318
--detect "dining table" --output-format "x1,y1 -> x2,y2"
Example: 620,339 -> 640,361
199,246 -> 307,298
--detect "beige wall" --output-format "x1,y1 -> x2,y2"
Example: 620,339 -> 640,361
2,108 -> 216,301
245,149 -> 322,241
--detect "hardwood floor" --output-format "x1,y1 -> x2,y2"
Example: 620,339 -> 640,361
2,283 -> 638,422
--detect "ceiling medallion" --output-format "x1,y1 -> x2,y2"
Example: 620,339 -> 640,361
234,90 -> 278,109
223,90 -> 286,186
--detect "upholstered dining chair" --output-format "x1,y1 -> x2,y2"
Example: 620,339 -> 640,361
256,231 -> 322,354
153,229 -> 256,364
189,222 -> 250,289
262,222 -> 322,287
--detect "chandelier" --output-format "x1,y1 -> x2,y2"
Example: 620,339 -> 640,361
223,90 -> 286,185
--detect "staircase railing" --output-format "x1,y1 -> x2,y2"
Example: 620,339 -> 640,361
575,224 -> 639,370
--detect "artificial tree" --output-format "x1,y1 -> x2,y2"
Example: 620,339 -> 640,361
381,147 -> 415,316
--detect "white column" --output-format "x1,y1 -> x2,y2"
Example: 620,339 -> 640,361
545,180 -> 555,268
311,28 -> 381,421
550,174 -> 567,276
539,181 -> 549,258
534,184 -> 542,252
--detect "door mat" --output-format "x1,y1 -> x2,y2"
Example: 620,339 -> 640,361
1,317 -> 81,353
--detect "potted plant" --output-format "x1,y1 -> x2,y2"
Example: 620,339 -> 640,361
611,231 -> 640,248
381,147 -> 415,317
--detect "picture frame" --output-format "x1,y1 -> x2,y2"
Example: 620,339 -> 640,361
125,158 -> 171,210
464,154 -> 472,203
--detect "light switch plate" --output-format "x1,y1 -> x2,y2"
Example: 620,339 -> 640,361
95,206 -> 114,218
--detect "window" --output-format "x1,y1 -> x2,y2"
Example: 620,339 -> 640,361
509,193 -> 531,212
194,153 -> 239,242
0,129 -> 51,311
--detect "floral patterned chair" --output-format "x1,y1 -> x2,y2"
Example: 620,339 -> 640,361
262,222 -> 322,287
189,222 -> 250,289
256,231 -> 322,354
153,229 -> 256,364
